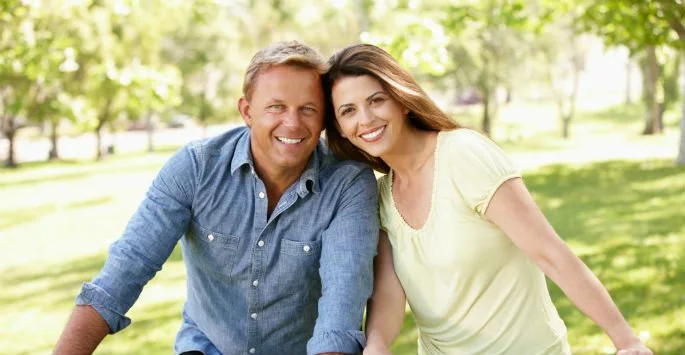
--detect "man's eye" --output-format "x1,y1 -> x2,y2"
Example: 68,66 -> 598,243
302,106 -> 316,114
267,104 -> 285,111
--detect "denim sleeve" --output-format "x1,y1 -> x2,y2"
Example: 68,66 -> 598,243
75,143 -> 200,333
307,166 -> 380,355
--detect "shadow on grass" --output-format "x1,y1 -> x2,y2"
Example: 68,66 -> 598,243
581,102 -> 682,129
0,245 -> 185,312
0,161 -> 165,189
528,159 -> 685,354
391,159 -> 685,354
0,146 -> 181,188
579,103 -> 643,124
21,298 -> 186,355
0,196 -> 114,229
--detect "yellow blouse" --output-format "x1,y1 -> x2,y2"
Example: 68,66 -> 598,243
378,129 -> 571,355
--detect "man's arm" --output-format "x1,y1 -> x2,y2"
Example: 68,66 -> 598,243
54,305 -> 109,355
53,143 -> 200,353
307,166 -> 380,355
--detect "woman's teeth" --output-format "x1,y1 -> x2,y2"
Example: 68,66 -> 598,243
361,126 -> 385,140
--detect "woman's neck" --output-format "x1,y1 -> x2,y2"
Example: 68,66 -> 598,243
381,128 -> 438,180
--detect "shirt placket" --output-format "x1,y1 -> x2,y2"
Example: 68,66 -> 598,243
247,173 -> 303,354
247,169 -> 268,355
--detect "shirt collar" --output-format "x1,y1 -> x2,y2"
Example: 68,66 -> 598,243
297,146 -> 320,197
230,129 -> 321,196
229,129 -> 254,175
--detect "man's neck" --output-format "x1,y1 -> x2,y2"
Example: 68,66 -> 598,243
253,161 -> 308,217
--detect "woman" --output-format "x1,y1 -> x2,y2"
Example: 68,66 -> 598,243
322,44 -> 652,355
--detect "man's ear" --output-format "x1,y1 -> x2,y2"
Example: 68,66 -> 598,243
238,97 -> 251,127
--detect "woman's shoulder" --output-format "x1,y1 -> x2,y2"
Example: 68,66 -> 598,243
376,173 -> 392,202
440,128 -> 491,150
438,128 -> 512,162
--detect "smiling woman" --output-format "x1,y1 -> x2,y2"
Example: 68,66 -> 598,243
322,43 -> 653,355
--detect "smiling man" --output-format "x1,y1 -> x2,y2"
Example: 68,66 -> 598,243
54,41 -> 379,355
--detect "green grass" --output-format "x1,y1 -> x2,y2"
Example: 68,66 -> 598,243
1,105 -> 684,354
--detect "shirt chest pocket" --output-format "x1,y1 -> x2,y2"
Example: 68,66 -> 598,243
274,238 -> 322,294
185,221 -> 240,279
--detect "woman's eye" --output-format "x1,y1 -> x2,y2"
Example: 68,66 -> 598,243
340,107 -> 354,117
371,97 -> 385,104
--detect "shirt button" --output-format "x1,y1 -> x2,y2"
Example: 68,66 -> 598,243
251,313 -> 257,319
303,245 -> 311,253
257,240 -> 265,247
249,348 -> 255,354
258,191 -> 265,199
207,234 -> 214,241
252,279 -> 259,287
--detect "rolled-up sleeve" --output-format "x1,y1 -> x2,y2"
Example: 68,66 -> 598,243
75,143 -> 200,333
307,165 -> 379,355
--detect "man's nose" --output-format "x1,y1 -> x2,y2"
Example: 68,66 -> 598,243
282,109 -> 303,128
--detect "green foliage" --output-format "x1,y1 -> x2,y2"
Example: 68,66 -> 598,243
580,0 -> 684,52
363,10 -> 450,75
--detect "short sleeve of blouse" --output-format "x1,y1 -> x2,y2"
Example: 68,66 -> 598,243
444,129 -> 521,216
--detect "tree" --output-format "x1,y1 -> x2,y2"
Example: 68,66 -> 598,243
580,0 -> 682,135
538,23 -> 588,139
443,0 -> 532,135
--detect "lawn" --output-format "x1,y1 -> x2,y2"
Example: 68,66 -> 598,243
1,104 -> 684,354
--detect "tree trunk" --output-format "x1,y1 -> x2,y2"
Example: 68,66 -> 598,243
146,113 -> 154,153
676,59 -> 685,165
643,46 -> 661,135
677,107 -> 685,165
48,119 -> 59,160
95,99 -> 113,160
481,91 -> 491,136
625,58 -> 632,105
3,116 -> 17,168
95,124 -> 103,160
562,115 -> 571,139
356,0 -> 371,36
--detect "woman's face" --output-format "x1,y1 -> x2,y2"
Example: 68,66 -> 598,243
331,75 -> 409,158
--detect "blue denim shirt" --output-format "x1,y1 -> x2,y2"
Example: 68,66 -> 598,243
76,126 -> 379,355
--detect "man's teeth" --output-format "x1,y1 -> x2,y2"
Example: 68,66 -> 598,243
361,126 -> 384,140
277,137 -> 303,144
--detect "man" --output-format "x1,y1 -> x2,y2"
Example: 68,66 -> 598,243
54,41 -> 379,355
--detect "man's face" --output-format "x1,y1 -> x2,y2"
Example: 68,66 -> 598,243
239,65 -> 325,179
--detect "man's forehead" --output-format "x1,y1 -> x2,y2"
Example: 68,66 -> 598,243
256,64 -> 320,80
251,66 -> 323,99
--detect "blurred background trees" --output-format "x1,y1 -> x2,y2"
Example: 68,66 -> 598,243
1,0 -> 684,167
